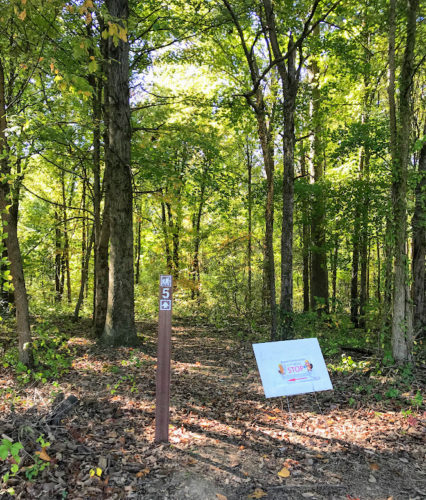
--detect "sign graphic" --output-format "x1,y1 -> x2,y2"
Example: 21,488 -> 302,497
252,338 -> 333,398
160,299 -> 171,311
160,275 -> 172,287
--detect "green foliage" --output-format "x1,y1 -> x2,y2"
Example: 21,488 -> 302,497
3,321 -> 74,384
0,438 -> 22,485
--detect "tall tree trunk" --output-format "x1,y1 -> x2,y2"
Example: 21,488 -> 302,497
300,147 -> 310,312
262,0 -> 298,338
309,31 -> 329,313
256,101 -> 277,339
246,142 -> 253,318
279,47 -> 297,338
92,16 -> 107,329
359,32 -> 371,329
89,72 -> 102,320
102,0 -> 137,346
0,59 -> 33,366
389,0 -> 418,363
412,122 -> 425,339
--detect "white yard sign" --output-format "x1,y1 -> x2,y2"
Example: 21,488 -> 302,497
252,338 -> 333,398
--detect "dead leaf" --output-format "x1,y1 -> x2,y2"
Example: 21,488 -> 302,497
278,467 -> 290,478
136,468 -> 150,478
216,494 -> 227,500
369,462 -> 380,471
35,447 -> 51,462
248,488 -> 268,499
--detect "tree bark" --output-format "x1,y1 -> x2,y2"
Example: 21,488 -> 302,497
351,201 -> 360,327
300,147 -> 310,312
412,122 -> 425,339
94,194 -> 110,337
309,30 -> 329,313
390,0 -> 418,363
135,216 -> 141,285
262,0 -> 299,338
331,233 -> 339,313
0,58 -> 33,366
246,142 -> 253,318
101,0 -> 137,346
73,226 -> 94,321
161,199 -> 172,274
359,30 -> 371,329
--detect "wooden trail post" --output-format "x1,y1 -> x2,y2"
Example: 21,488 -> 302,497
155,274 -> 172,443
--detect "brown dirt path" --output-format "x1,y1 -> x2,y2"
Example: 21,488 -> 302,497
0,320 -> 424,499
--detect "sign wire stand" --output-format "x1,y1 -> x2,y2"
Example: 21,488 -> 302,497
281,396 -> 293,428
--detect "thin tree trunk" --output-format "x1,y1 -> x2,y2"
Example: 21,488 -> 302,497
412,121 -> 425,339
54,210 -> 62,301
351,195 -> 360,326
309,24 -> 329,314
331,233 -> 339,313
60,171 -> 72,303
161,200 -> 172,274
0,59 -> 33,367
359,42 -> 371,328
300,148 -> 310,312
256,104 -> 277,339
376,232 -> 381,305
73,226 -> 95,321
135,217 -> 141,285
247,142 -> 253,318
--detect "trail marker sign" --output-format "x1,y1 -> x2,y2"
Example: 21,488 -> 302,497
252,338 -> 333,398
155,275 -> 173,443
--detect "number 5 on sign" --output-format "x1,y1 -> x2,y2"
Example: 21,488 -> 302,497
155,275 -> 173,443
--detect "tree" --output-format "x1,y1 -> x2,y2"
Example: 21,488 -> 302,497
412,122 -> 425,339
101,0 -> 138,346
308,24 -> 329,314
389,0 -> 419,362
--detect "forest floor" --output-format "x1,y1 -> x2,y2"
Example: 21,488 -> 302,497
0,318 -> 425,500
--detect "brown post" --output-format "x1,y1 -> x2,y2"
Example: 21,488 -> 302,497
155,274 -> 173,443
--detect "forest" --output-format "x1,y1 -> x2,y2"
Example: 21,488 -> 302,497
0,0 -> 425,499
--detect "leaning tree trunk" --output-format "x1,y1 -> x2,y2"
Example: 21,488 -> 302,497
101,0 -> 137,346
412,122 -> 425,339
389,0 -> 418,363
0,59 -> 33,366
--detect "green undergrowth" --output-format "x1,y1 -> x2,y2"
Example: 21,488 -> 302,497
1,318 -> 75,385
